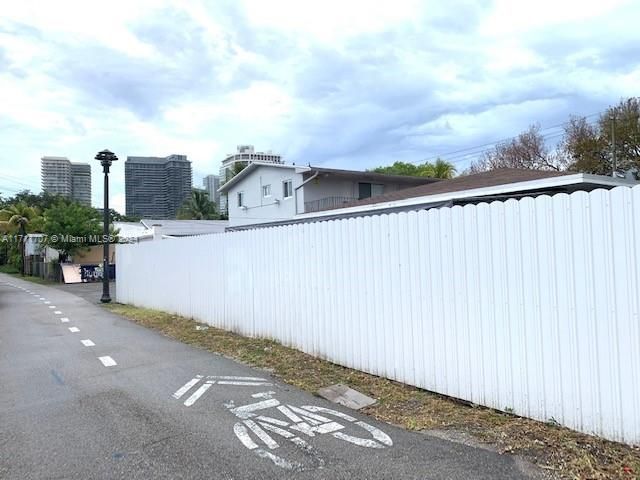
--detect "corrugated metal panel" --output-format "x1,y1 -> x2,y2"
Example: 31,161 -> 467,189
116,185 -> 640,444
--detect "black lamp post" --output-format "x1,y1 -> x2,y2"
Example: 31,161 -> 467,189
95,149 -> 118,303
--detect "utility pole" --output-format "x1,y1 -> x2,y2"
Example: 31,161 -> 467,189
610,109 -> 617,177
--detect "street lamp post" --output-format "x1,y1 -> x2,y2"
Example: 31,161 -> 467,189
95,149 -> 118,303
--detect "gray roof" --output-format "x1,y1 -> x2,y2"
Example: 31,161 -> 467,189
140,219 -> 228,236
332,168 -> 569,210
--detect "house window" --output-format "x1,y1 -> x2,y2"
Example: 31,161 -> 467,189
237,191 -> 244,207
358,183 -> 384,199
283,180 -> 293,198
262,184 -> 271,197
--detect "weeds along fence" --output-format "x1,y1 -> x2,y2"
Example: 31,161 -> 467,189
117,186 -> 640,445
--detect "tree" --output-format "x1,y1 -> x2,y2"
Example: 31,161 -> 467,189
177,190 -> 220,220
431,159 -> 457,179
371,159 -> 456,179
108,209 -> 141,223
0,202 -> 43,275
562,98 -> 640,174
560,116 -> 610,174
2,190 -> 69,212
220,162 -> 249,185
231,162 -> 248,178
469,124 -> 564,173
40,201 -> 104,262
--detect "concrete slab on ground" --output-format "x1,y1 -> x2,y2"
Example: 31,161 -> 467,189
317,384 -> 377,410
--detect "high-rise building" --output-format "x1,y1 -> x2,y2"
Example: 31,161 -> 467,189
70,163 -> 91,206
218,145 -> 282,213
125,154 -> 192,219
41,156 -> 92,206
202,174 -> 221,209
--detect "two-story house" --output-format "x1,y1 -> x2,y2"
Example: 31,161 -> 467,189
218,163 -> 439,227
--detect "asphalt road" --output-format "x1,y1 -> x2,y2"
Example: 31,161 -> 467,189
0,274 -> 548,480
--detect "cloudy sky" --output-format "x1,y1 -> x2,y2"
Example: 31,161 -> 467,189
1,0 -> 639,212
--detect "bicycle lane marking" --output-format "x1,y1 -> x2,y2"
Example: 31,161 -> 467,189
170,376 -> 393,471
172,376 -> 203,399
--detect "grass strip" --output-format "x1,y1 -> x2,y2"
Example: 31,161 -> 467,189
0,265 -> 20,274
104,303 -> 639,479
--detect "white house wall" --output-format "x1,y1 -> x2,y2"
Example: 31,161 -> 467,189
117,185 -> 640,445
226,166 -> 302,226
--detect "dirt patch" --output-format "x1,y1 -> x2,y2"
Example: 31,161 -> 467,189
104,303 -> 640,480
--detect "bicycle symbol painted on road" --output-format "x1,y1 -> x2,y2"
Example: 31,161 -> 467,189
172,374 -> 393,471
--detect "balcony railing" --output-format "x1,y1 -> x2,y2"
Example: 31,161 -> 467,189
304,196 -> 358,213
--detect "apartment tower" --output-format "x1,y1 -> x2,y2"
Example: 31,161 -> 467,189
202,174 -> 221,208
41,156 -> 92,206
125,154 -> 192,219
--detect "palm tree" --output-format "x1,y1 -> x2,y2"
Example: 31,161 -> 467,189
431,159 -> 457,179
177,190 -> 219,220
0,203 -> 41,275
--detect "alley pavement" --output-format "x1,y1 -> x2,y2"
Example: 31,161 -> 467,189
0,273 -> 547,480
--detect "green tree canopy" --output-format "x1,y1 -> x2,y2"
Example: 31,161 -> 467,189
0,202 -> 43,235
108,209 -> 141,223
177,190 -> 220,220
0,190 -> 69,212
431,159 -> 457,179
560,116 -> 609,175
0,202 -> 44,274
371,159 -> 456,179
40,201 -> 104,261
562,98 -> 640,174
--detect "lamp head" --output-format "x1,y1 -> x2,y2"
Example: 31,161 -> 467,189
95,149 -> 118,167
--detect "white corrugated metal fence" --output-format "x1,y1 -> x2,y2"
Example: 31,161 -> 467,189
117,186 -> 640,444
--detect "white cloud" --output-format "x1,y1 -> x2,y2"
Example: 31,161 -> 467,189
1,0 -> 640,212
481,0 -> 633,36
241,0 -> 423,41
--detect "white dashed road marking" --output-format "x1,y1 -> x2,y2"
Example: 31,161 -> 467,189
218,381 -> 272,386
68,327 -> 80,333
81,339 -> 95,347
60,318 -> 69,323
49,306 -> 55,309
54,311 -> 62,314
44,301 -> 51,304
98,356 -> 117,367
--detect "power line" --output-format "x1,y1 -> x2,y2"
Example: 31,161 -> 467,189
0,171 -> 40,182
0,174 -> 39,191
440,130 -> 572,166
413,113 -> 603,166
0,185 -> 26,195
